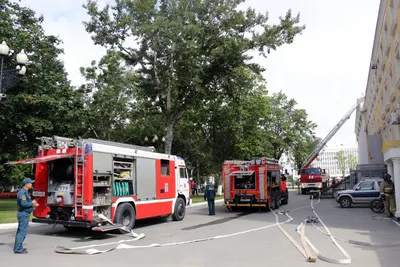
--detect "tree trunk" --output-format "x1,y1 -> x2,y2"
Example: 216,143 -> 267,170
164,122 -> 174,154
196,162 -> 200,182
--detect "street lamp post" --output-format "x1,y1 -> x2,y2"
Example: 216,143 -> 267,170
0,41 -> 29,98
144,135 -> 166,152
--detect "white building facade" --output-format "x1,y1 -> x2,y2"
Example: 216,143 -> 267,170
313,145 -> 358,177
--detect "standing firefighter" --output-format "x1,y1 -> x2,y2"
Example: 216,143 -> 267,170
14,178 -> 39,254
204,182 -> 216,215
380,174 -> 396,217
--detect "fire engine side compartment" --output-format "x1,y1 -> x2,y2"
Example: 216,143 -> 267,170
114,157 -> 177,220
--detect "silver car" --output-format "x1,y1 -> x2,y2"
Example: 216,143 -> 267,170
335,179 -> 382,208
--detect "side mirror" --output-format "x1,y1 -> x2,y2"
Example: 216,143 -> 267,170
297,170 -> 301,175
355,186 -> 360,191
285,169 -> 289,175
322,169 -> 326,174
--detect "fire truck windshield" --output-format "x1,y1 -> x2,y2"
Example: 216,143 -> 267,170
302,168 -> 321,175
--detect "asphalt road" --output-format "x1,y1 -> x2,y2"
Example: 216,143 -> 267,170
1,191 -> 400,267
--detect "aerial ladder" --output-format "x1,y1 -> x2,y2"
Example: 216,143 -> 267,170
298,97 -> 365,196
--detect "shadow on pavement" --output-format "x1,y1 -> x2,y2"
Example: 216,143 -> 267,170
181,211 -> 251,231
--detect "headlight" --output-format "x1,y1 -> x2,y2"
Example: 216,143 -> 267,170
301,183 -> 306,188
317,183 -> 322,188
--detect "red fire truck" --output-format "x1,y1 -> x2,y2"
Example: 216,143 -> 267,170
222,157 -> 288,211
297,97 -> 364,195
8,136 -> 190,232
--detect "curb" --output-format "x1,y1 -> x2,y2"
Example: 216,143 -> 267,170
0,199 -> 225,230
0,222 -> 41,230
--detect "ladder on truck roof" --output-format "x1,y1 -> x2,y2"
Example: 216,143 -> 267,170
38,136 -> 156,152
300,97 -> 364,170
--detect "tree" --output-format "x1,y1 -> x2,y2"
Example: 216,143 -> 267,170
347,154 -> 358,170
335,150 -> 347,178
83,0 -> 306,154
264,91 -> 318,160
291,136 -> 320,171
79,50 -> 137,142
0,0 -> 85,186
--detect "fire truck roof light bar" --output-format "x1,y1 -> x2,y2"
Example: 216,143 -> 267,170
300,97 -> 364,170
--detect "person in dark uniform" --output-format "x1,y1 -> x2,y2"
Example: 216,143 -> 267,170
204,182 -> 216,215
14,178 -> 38,254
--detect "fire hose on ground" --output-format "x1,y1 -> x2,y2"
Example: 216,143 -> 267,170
54,198 -> 400,262
55,212 -> 295,255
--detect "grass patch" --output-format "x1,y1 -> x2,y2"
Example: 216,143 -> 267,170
191,195 -> 224,204
0,199 -> 18,224
0,199 -> 33,224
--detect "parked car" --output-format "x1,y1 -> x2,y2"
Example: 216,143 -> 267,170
335,179 -> 382,208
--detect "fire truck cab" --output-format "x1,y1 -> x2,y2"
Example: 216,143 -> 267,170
223,157 -> 288,211
299,167 -> 325,195
8,136 -> 190,232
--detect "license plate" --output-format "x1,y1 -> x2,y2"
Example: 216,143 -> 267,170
32,191 -> 45,197
241,199 -> 250,202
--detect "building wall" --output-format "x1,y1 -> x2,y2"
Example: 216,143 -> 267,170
313,145 -> 358,177
358,0 -> 400,218
368,134 -> 385,164
362,0 -> 400,142
355,101 -> 370,164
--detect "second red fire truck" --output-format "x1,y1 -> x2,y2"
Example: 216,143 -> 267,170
222,157 -> 288,210
8,136 -> 190,232
297,97 -> 364,194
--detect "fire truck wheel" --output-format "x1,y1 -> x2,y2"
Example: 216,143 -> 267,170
114,203 -> 136,233
172,197 -> 186,221
281,189 -> 289,205
272,190 -> 280,210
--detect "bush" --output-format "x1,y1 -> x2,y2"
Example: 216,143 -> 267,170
0,192 -> 18,199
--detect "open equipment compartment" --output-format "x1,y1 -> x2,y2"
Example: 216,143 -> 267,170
113,156 -> 135,197
47,157 -> 75,205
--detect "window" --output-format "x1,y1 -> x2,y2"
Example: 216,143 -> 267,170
179,167 -> 188,179
396,52 -> 400,79
358,181 -> 374,190
161,160 -> 170,176
302,168 -> 321,175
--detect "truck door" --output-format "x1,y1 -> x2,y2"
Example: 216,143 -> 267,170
156,159 -> 176,199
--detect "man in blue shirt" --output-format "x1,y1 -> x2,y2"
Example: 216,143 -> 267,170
14,178 -> 39,254
204,182 -> 216,215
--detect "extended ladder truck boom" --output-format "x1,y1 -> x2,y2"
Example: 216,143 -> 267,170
298,97 -> 364,195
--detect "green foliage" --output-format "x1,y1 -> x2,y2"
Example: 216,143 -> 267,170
335,150 -> 347,177
291,136 -> 320,171
82,0 -> 305,154
347,154 -> 358,170
0,152 -> 32,188
0,0 -> 316,187
0,0 -> 85,186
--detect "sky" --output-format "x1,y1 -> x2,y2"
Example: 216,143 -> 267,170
14,0 -> 380,148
